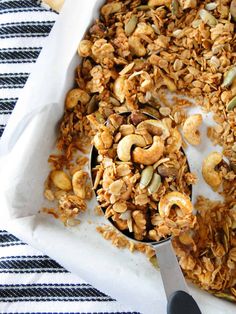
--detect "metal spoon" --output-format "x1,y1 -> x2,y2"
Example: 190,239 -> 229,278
90,111 -> 201,314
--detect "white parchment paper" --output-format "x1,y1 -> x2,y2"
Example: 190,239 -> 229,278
0,1 -> 235,313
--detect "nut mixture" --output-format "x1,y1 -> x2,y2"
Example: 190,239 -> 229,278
43,0 -> 236,302
91,112 -> 196,242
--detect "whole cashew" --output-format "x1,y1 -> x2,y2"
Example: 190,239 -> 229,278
183,114 -> 203,145
117,134 -> 146,162
136,119 -> 170,140
51,170 -> 72,191
65,88 -> 90,109
132,136 -> 164,165
202,152 -> 223,190
159,191 -> 193,218
72,170 -> 87,199
113,76 -> 126,103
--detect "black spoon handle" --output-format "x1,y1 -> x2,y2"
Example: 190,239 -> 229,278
167,290 -> 202,314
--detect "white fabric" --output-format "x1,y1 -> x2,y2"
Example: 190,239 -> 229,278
0,1 -> 139,313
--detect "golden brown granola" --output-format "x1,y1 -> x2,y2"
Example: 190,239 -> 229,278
42,0 -> 236,302
91,112 -> 195,241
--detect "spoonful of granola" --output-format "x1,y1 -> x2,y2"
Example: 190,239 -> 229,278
90,111 -> 201,314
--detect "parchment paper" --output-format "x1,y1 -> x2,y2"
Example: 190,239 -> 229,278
0,1 -> 235,313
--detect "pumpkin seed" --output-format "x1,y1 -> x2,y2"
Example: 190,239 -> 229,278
87,94 -> 97,114
140,166 -> 154,189
214,292 -> 236,302
148,173 -> 161,194
222,66 -> 236,88
150,255 -> 159,269
192,19 -> 202,28
205,2 -> 218,10
199,9 -> 217,27
230,0 -> 236,21
109,96 -> 121,107
125,15 -> 138,36
137,5 -> 151,11
171,0 -> 180,16
226,95 -> 236,111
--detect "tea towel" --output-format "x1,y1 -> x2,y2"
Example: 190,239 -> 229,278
0,1 -> 139,313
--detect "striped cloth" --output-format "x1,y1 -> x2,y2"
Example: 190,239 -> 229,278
0,1 -> 140,313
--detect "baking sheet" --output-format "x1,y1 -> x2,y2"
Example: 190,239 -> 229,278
0,1 -> 235,313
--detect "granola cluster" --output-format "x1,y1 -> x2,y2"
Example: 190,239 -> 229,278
43,0 -> 236,302
91,112 -> 196,241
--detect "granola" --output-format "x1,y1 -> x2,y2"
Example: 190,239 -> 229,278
43,0 -> 236,302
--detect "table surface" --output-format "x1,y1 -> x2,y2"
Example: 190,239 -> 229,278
0,1 -> 140,313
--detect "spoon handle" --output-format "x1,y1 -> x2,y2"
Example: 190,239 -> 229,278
167,290 -> 201,314
154,240 -> 201,313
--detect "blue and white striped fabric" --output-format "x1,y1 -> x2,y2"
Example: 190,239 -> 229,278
0,1 -> 140,313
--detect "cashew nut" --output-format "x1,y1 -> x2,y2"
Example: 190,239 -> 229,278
72,170 -> 87,199
133,136 -> 164,165
136,119 -> 170,140
159,191 -> 193,217
51,170 -> 72,191
117,134 -> 146,162
113,76 -> 126,103
183,114 -> 203,145
202,152 -> 223,190
65,88 -> 90,109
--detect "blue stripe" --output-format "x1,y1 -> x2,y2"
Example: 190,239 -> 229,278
0,72 -> 29,88
0,8 -> 50,15
0,255 -> 68,273
0,0 -> 43,10
0,232 -> 22,243
0,47 -> 41,63
0,21 -> 54,39
0,284 -> 114,302
0,98 -> 17,111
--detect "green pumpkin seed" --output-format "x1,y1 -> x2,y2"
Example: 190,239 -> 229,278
137,5 -> 151,11
150,255 -> 159,269
214,292 -> 236,302
125,15 -> 138,36
148,173 -> 161,194
171,0 -> 180,16
199,9 -> 217,27
222,66 -> 236,88
205,2 -> 218,10
140,166 -> 154,189
226,95 -> 236,111
230,0 -> 236,21
87,95 -> 97,114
